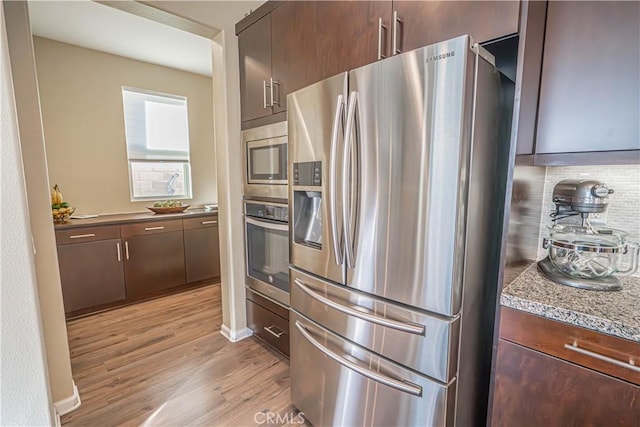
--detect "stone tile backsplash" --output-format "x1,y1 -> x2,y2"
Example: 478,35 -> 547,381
537,164 -> 640,276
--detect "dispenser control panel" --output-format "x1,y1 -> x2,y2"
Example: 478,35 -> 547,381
293,161 -> 322,186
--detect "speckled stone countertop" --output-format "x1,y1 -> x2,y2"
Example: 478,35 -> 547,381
501,263 -> 640,342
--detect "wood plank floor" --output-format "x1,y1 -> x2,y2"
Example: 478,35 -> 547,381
62,284 -> 298,426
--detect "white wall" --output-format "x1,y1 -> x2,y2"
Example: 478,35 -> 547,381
2,0 -> 75,405
0,3 -> 54,424
146,1 -> 262,338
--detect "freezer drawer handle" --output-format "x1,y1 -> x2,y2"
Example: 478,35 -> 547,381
564,341 -> 640,373
294,278 -> 425,336
264,325 -> 285,338
295,320 -> 422,397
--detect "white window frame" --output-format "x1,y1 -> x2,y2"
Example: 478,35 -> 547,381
122,87 -> 192,201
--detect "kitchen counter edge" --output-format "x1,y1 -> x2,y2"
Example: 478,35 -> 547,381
501,263 -> 640,343
54,207 -> 218,230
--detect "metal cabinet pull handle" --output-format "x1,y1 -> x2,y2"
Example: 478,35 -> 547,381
294,279 -> 425,335
377,18 -> 388,60
263,80 -> 268,108
144,226 -> 164,231
124,241 -> 130,260
392,10 -> 403,55
270,77 -> 280,107
201,220 -> 218,225
264,325 -> 285,338
564,341 -> 640,373
70,233 -> 95,239
116,242 -> 121,262
295,320 -> 423,397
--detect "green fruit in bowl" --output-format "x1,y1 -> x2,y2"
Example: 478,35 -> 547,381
52,203 -> 61,209
61,202 -> 70,208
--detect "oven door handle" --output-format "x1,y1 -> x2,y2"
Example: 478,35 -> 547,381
245,216 -> 289,232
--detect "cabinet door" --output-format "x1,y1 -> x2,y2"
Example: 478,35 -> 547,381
57,238 -> 126,315
536,2 -> 640,153
123,231 -> 186,299
491,339 -> 640,426
270,1 -> 320,114
316,1 -> 392,79
184,224 -> 220,283
238,13 -> 273,122
392,1 -> 519,53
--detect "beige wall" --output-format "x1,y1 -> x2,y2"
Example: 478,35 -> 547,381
33,36 -> 217,215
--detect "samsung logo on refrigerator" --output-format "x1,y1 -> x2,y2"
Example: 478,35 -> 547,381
425,51 -> 455,63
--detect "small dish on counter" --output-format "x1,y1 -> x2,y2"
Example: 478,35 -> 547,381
147,205 -> 190,214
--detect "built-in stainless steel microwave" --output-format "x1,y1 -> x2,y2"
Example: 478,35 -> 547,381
242,122 -> 288,200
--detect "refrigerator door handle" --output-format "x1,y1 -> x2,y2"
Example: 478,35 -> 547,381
295,320 -> 423,397
294,278 -> 425,335
343,91 -> 358,269
329,94 -> 345,265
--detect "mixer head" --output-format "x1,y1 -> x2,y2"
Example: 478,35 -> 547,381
552,179 -> 614,214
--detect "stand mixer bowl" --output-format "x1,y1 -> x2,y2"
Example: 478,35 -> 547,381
544,225 -> 639,280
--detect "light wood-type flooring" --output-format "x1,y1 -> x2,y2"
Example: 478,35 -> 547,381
61,284 -> 299,426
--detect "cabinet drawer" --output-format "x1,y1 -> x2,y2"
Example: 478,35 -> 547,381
56,225 -> 120,245
121,219 -> 182,237
246,299 -> 289,357
183,216 -> 218,230
500,306 -> 640,385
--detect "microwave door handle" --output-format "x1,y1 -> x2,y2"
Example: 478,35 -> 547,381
245,216 -> 289,232
329,94 -> 345,266
343,91 -> 358,269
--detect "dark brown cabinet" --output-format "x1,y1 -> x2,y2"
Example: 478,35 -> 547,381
238,12 -> 273,123
238,1 -> 320,127
392,1 -> 519,54
491,307 -> 640,425
57,234 -> 126,315
246,288 -> 290,357
492,339 -> 640,426
535,1 -> 640,154
315,1 -> 391,79
56,213 -> 219,318
237,1 -> 521,129
183,217 -> 221,283
121,220 -> 186,299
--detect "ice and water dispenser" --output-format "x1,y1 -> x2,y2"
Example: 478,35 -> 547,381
292,161 -> 323,249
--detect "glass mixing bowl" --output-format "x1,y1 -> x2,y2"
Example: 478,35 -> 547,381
543,224 -> 639,279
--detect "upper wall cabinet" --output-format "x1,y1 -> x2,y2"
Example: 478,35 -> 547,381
238,1 -> 319,128
237,1 -> 520,129
238,13 -> 273,124
535,1 -> 640,154
392,1 -> 519,54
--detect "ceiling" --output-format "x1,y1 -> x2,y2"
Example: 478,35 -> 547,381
28,1 -> 214,77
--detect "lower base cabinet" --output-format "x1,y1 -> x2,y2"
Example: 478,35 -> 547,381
57,237 -> 126,313
56,213 -> 219,318
492,339 -> 640,426
246,289 -> 289,357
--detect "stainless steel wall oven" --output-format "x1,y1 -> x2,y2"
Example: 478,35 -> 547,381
244,200 -> 290,306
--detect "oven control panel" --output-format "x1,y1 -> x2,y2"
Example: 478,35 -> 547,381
245,202 -> 289,222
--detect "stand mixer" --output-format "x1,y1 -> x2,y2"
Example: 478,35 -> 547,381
537,179 -> 639,291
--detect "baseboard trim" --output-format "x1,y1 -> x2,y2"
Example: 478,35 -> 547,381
54,381 -> 81,417
220,325 -> 253,342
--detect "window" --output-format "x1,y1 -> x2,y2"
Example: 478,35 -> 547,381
122,87 -> 192,200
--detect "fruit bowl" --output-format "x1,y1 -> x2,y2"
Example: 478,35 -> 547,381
147,205 -> 189,214
52,207 -> 75,223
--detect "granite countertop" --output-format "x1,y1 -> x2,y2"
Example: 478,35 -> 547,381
54,206 -> 218,229
501,263 -> 640,342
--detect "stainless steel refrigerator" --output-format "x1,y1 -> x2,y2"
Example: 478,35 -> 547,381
288,35 -> 512,426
